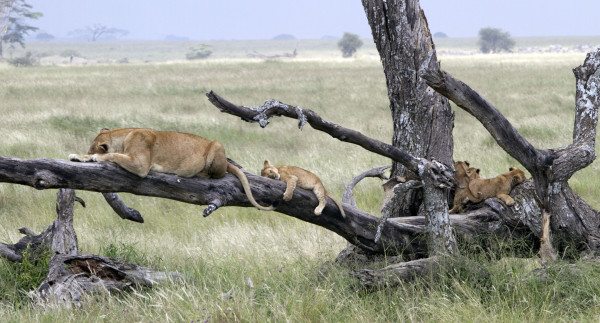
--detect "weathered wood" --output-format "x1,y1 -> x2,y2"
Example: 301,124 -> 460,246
206,91 -> 457,254
342,165 -> 390,207
0,156 -> 537,258
422,48 -> 600,255
352,256 -> 439,289
102,193 -> 145,223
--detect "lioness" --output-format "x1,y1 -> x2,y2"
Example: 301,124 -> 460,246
69,128 -> 273,212
449,161 -> 481,214
467,167 -> 527,206
261,160 -> 345,217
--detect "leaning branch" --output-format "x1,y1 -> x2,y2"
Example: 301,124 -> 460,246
421,64 -> 548,175
206,91 -> 454,187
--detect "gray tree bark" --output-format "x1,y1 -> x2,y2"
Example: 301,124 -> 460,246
361,0 -> 454,214
422,49 -> 600,257
206,91 -> 457,255
360,0 -> 456,255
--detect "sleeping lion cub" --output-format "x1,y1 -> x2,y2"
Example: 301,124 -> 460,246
467,167 -> 527,206
261,160 -> 346,217
69,128 -> 273,212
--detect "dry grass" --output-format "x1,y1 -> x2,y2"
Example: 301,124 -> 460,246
0,41 -> 600,321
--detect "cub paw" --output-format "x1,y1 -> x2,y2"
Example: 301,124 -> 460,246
283,193 -> 292,201
314,207 -> 324,216
505,197 -> 515,206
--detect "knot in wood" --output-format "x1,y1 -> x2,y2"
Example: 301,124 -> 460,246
33,170 -> 59,190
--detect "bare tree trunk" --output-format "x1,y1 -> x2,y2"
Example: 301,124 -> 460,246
362,0 -> 454,217
422,49 -> 600,256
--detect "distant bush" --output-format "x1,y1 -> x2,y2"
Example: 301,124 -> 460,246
186,45 -> 212,60
272,34 -> 296,40
60,49 -> 81,58
478,27 -> 515,53
35,32 -> 55,41
337,32 -> 363,58
433,32 -> 448,38
7,52 -> 38,66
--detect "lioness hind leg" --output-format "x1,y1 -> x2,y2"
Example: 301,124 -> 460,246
203,141 -> 227,178
313,185 -> 326,216
497,193 -> 515,206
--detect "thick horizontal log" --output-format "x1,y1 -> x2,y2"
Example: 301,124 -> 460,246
0,156 -> 532,256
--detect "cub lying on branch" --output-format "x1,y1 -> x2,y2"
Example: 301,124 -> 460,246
468,167 -> 527,206
450,163 -> 527,213
261,160 -> 346,218
69,128 -> 273,212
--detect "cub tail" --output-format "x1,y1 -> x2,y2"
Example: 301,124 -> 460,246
227,163 -> 274,211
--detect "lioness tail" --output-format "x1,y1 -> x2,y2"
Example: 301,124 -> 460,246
227,163 -> 274,211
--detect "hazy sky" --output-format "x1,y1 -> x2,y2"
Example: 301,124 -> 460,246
28,0 -> 600,40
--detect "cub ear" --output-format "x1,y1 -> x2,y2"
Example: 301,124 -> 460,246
509,167 -> 515,171
263,160 -> 271,168
476,168 -> 480,174
100,128 -> 110,133
464,161 -> 470,166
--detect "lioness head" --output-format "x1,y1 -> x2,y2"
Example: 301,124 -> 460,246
87,128 -> 111,154
261,160 -> 281,180
508,167 -> 526,187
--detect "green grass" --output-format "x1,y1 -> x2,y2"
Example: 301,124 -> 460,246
0,39 -> 600,321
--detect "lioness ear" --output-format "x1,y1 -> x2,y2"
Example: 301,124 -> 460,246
509,167 -> 515,171
100,128 -> 110,133
98,144 -> 108,152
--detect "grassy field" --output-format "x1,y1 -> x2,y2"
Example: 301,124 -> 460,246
1,39 -> 600,321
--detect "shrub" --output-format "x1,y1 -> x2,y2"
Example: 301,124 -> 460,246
186,45 -> 212,60
433,32 -> 448,38
7,52 -> 38,67
478,27 -> 515,53
337,32 -> 363,58
60,49 -> 81,58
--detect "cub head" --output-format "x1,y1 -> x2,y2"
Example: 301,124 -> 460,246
453,161 -> 470,178
454,161 -> 477,187
467,167 -> 480,180
508,167 -> 526,187
87,128 -> 111,155
261,160 -> 281,180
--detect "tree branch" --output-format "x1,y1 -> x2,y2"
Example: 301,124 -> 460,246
421,63 -> 549,175
206,91 -> 454,187
0,156 -> 532,257
342,165 -> 390,207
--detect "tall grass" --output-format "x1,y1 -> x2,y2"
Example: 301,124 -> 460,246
0,42 -> 600,321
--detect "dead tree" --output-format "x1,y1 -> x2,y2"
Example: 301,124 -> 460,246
362,0 -> 454,217
0,188 -> 178,305
422,49 -> 600,258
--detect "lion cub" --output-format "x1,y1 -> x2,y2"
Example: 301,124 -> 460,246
261,160 -> 345,217
449,161 -> 481,214
468,167 -> 527,206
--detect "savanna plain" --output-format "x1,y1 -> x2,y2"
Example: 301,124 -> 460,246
1,38 -> 600,321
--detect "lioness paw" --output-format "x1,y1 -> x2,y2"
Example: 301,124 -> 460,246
69,154 -> 83,162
